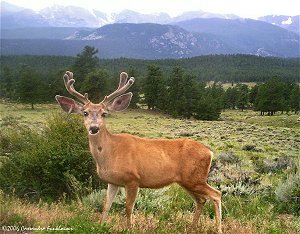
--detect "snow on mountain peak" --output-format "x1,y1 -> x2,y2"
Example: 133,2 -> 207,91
282,17 -> 292,25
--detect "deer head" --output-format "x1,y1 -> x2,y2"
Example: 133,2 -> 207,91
55,71 -> 134,135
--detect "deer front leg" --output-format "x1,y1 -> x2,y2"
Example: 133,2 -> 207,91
100,184 -> 119,224
125,183 -> 139,228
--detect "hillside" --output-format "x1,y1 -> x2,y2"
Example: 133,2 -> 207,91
1,22 -> 299,58
173,18 -> 299,57
1,54 -> 299,82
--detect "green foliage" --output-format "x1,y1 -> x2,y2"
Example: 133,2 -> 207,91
210,158 -> 264,197
0,52 -> 299,119
167,67 -> 200,118
236,84 -> 249,111
0,120 -> 38,157
0,66 -> 15,99
81,189 -> 106,212
275,159 -> 300,215
135,188 -> 173,214
143,66 -> 223,120
224,86 -> 238,109
143,64 -> 166,110
2,54 -> 299,83
16,65 -> 44,109
72,46 -> 99,86
195,83 -> 223,120
254,77 -> 299,115
289,85 -> 300,113
0,114 -> 103,201
224,83 -> 249,110
52,212 -> 106,234
251,155 -> 295,174
80,69 -> 110,103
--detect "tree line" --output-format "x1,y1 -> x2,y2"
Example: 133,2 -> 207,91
143,65 -> 299,119
0,46 -> 299,119
1,52 -> 299,83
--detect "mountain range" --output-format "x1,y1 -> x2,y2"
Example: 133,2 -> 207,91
0,2 -> 243,28
1,1 -> 299,58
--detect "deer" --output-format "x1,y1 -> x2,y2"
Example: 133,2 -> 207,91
55,71 -> 222,233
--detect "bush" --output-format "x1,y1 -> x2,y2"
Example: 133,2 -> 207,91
217,152 -> 241,165
81,189 -> 106,212
251,155 -> 295,174
0,114 -> 104,201
0,119 -> 38,157
275,159 -> 300,215
209,159 -> 264,197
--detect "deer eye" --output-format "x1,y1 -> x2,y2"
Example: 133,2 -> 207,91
83,111 -> 89,117
101,112 -> 108,117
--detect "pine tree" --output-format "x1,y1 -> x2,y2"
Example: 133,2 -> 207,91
289,85 -> 300,113
144,65 -> 165,110
195,85 -> 222,120
80,69 -> 110,103
224,87 -> 238,109
236,84 -> 249,111
255,77 -> 286,115
180,74 -> 199,118
0,66 -> 15,99
249,84 -> 260,108
167,66 -> 185,117
16,65 -> 42,109
72,46 -> 99,86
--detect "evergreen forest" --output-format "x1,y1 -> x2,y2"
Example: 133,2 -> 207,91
0,46 -> 299,120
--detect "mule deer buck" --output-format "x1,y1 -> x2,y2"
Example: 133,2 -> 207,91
55,71 -> 222,233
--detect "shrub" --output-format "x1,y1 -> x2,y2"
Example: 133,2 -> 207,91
81,189 -> 106,212
251,155 -> 295,174
242,144 -> 262,152
0,114 -> 104,201
0,120 -> 38,157
209,160 -> 264,197
217,152 -> 241,165
275,159 -> 300,215
114,187 -> 173,215
135,187 -> 172,214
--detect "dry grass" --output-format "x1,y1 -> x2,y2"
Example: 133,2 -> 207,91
1,193 -> 74,227
1,192 -> 299,233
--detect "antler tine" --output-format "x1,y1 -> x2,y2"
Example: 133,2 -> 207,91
102,72 -> 134,105
63,71 -> 90,104
118,72 -> 129,90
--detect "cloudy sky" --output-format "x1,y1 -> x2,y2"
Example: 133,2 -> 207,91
3,0 -> 300,18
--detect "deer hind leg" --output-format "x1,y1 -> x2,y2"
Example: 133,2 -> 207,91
183,187 -> 206,225
100,183 -> 119,224
190,183 -> 222,233
192,193 -> 206,225
125,183 -> 139,228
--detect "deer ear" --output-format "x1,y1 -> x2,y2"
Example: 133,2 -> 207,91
55,95 -> 83,114
107,93 -> 132,112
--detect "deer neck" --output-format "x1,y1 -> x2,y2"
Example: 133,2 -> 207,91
88,124 -> 112,157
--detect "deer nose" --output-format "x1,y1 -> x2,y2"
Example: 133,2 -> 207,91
89,126 -> 100,135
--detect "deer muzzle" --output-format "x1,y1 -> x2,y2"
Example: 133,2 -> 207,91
89,126 -> 100,135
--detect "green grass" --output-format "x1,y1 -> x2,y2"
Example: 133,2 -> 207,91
222,109 -> 300,128
0,101 -> 60,129
1,102 -> 300,233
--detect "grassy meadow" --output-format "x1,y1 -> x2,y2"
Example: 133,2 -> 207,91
0,101 -> 299,233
